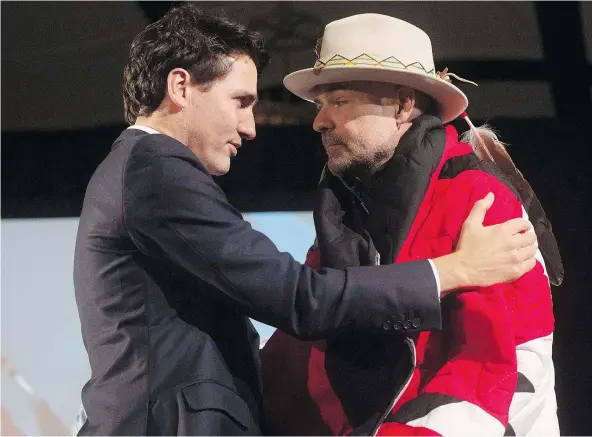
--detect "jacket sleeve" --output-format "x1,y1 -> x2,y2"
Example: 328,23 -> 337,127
378,171 -> 556,436
122,135 -> 442,340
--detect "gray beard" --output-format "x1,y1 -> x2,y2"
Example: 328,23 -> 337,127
340,148 -> 393,182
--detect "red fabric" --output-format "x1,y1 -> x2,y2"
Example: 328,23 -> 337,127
261,127 -> 555,435
376,422 -> 441,436
260,331 -> 335,435
305,245 -> 321,270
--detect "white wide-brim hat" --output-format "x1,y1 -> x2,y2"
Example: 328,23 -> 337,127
284,13 -> 469,124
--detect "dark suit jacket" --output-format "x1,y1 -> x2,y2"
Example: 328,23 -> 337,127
73,128 -> 441,436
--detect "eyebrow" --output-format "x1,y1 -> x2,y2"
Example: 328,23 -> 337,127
243,93 -> 259,106
312,85 -> 347,104
234,91 -> 258,106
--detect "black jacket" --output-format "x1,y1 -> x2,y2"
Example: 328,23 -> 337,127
73,128 -> 441,435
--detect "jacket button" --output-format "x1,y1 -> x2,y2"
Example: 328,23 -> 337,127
383,319 -> 393,331
403,320 -> 411,330
393,321 -> 403,331
412,317 -> 422,328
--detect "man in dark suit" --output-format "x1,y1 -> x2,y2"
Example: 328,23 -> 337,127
73,4 -> 538,435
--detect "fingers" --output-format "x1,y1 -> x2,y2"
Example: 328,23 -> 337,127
517,257 -> 537,277
489,221 -> 536,250
493,217 -> 534,236
503,251 -> 537,283
509,229 -> 537,250
466,192 -> 495,225
514,241 -> 538,263
506,259 -> 536,283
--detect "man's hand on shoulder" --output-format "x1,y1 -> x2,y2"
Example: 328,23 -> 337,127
433,192 -> 537,298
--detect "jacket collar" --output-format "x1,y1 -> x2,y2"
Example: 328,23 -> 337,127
111,127 -> 152,150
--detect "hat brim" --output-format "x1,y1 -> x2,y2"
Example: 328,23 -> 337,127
283,65 -> 468,124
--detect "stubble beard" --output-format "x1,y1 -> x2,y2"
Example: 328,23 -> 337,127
324,132 -> 395,179
334,147 -> 393,180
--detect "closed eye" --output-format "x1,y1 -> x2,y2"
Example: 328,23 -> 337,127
236,94 -> 258,109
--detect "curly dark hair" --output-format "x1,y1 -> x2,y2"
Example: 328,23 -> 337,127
122,3 -> 269,125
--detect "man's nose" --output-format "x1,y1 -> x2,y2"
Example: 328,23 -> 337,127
238,112 -> 256,141
313,107 -> 333,133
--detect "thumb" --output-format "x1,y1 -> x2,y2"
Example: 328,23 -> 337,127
467,192 -> 494,225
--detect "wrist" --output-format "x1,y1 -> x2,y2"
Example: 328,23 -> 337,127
432,252 -> 470,296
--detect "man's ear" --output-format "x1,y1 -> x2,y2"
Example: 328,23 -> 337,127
394,86 -> 417,123
166,68 -> 192,109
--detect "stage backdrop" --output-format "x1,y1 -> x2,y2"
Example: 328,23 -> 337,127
0,212 -> 315,435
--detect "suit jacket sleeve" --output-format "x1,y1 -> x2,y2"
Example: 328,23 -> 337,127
123,135 -> 441,339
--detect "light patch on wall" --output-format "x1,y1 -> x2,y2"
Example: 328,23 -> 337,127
0,212 -> 314,434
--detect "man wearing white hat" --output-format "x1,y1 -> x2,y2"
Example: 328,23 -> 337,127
260,13 -> 564,436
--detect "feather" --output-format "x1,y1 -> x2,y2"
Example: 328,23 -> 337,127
459,118 -> 565,286
460,124 -> 521,176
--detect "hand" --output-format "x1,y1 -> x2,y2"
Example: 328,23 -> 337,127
433,192 -> 537,297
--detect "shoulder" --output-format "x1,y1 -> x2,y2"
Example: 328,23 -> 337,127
125,133 -> 209,176
131,133 -> 197,160
121,132 -> 218,209
440,148 -> 520,200
436,150 -> 523,224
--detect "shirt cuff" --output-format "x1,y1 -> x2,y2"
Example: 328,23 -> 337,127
427,258 -> 441,301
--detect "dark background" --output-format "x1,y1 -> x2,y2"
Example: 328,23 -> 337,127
2,2 -> 591,434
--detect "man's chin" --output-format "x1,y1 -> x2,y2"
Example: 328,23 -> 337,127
327,160 -> 348,175
207,159 -> 231,176
211,167 -> 230,176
